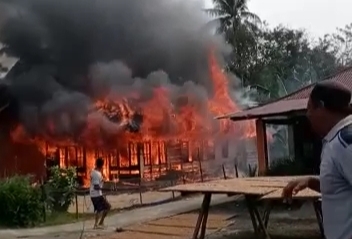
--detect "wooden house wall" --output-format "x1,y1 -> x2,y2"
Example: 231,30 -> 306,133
0,136 -> 45,181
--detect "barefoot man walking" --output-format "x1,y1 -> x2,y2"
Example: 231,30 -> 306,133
90,158 -> 111,229
282,81 -> 352,239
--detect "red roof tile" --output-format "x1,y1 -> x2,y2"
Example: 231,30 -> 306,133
221,66 -> 352,121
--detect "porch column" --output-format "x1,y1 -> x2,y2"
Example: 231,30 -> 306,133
287,125 -> 295,158
255,119 -> 268,175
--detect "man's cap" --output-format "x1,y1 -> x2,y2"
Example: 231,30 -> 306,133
310,81 -> 352,113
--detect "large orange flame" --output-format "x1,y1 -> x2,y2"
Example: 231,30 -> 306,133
10,47 -> 257,183
207,48 -> 256,138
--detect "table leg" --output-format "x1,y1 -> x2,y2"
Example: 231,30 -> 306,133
313,200 -> 324,238
199,193 -> 212,239
253,205 -> 271,239
262,202 -> 273,228
192,193 -> 212,239
245,195 -> 271,239
245,195 -> 258,234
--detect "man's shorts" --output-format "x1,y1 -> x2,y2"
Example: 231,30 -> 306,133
91,196 -> 111,213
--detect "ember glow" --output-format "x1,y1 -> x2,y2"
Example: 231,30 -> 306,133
9,49 -> 256,184
1,0 -> 259,184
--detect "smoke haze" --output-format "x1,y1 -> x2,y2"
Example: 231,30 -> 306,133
0,0 -> 234,141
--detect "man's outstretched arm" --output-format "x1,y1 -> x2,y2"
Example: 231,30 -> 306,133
307,176 -> 320,192
282,176 -> 320,199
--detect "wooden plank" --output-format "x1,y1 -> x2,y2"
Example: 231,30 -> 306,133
160,176 -> 320,197
183,176 -> 315,186
260,188 -> 320,200
243,176 -> 311,183
216,178 -> 287,188
161,182 -> 276,196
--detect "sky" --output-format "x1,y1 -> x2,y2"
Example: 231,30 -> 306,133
205,0 -> 352,38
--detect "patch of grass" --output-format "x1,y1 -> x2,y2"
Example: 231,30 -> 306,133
41,212 -> 91,227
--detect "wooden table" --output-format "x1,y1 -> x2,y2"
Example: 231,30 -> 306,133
260,187 -> 323,238
161,176 -> 323,239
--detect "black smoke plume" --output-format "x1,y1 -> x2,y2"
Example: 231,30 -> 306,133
0,0 -> 231,142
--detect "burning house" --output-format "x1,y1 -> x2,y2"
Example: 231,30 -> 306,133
0,0 -> 256,184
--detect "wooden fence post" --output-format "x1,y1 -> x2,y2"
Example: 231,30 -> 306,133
41,180 -> 46,222
75,193 -> 79,219
171,179 -> 175,199
235,164 -> 239,178
139,179 -> 143,205
222,164 -> 227,179
198,159 -> 204,182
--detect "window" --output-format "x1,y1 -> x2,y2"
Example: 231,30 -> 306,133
143,142 -> 151,166
159,142 -> 166,164
110,149 -> 118,167
59,147 -> 66,167
129,143 -> 138,166
67,147 -> 77,167
222,140 -> 229,158
119,146 -> 129,168
76,147 -> 85,168
181,141 -> 190,162
95,150 -> 104,158
205,141 -> 215,160
152,142 -> 160,165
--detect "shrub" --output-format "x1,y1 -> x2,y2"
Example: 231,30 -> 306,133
45,166 -> 77,212
0,175 -> 43,227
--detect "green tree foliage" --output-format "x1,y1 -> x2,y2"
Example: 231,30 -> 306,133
322,23 -> 352,67
206,0 -> 347,102
204,0 -> 262,83
253,26 -> 339,100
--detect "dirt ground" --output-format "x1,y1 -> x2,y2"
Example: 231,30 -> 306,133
91,201 -> 322,239
207,201 -> 322,239
209,217 -> 321,239
68,191 -> 180,213
94,207 -> 231,239
35,199 -> 322,239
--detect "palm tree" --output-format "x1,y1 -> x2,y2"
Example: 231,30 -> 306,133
204,0 -> 262,85
204,0 -> 261,43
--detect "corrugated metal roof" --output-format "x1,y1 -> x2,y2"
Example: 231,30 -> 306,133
221,66 -> 352,121
217,99 -> 307,120
283,66 -> 352,101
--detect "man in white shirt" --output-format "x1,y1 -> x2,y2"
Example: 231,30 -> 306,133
90,158 -> 111,229
282,81 -> 352,239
